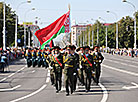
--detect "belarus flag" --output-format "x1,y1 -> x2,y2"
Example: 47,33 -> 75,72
35,11 -> 70,49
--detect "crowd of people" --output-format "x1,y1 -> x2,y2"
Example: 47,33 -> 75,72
24,45 -> 104,96
107,48 -> 138,57
0,48 -> 24,72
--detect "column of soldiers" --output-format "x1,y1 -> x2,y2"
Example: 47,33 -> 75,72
24,45 -> 104,96
47,45 -> 104,96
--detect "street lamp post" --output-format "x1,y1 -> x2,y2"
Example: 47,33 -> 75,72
107,11 -> 118,49
24,7 -> 35,48
3,0 -> 6,50
123,0 -> 137,49
15,0 -> 31,48
99,17 -> 108,52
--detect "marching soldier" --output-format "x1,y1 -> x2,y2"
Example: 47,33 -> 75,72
92,45 -> 104,85
81,46 -> 94,92
25,48 -> 32,67
63,45 -> 75,96
71,45 -> 79,91
47,47 -> 55,85
32,48 -> 37,67
51,46 -> 63,93
76,47 -> 85,85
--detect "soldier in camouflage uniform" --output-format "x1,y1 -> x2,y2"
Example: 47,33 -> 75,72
63,45 -> 75,96
51,46 -> 63,93
92,45 -> 104,85
71,45 -> 79,91
47,47 -> 55,85
81,46 -> 94,92
76,47 -> 85,85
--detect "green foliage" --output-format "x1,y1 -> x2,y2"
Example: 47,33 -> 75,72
78,10 -> 138,48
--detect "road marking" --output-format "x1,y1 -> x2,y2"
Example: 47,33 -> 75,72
32,70 -> 35,73
105,56 -> 138,64
105,59 -> 138,68
122,82 -> 138,90
10,69 -> 49,102
99,83 -> 108,102
0,66 -> 26,82
102,64 -> 138,76
0,85 -> 21,92
46,77 -> 50,83
10,84 -> 47,102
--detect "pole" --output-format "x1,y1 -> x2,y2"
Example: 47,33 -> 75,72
14,12 -> 17,48
116,23 -> 118,49
92,29 -> 94,47
24,23 -> 26,48
3,1 -> 6,50
97,25 -> 99,44
123,0 -> 137,49
106,26 -> 108,52
89,31 -> 90,46
28,28 -> 30,47
134,16 -> 136,49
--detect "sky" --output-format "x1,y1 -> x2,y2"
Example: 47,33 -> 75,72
1,0 -> 138,29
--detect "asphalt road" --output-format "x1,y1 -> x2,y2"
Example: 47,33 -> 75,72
0,54 -> 138,102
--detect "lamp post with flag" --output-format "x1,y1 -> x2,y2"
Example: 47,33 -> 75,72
15,0 -> 31,48
99,17 -> 108,52
123,0 -> 137,49
107,11 -> 119,49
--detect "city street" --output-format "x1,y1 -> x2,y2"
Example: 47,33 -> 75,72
0,54 -> 138,102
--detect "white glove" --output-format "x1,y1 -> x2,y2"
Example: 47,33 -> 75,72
73,73 -> 76,75
49,66 -> 53,69
79,65 -> 82,69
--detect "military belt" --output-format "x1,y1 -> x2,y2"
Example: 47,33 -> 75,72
55,64 -> 59,67
65,64 -> 73,67
84,64 -> 90,66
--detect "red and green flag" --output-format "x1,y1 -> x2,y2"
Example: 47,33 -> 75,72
35,11 -> 70,49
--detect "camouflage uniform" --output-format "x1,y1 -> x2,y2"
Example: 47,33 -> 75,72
93,52 -> 104,84
63,53 -> 75,95
51,53 -> 63,93
81,53 -> 94,91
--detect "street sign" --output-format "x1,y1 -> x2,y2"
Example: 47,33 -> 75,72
17,39 -> 21,43
23,22 -> 33,25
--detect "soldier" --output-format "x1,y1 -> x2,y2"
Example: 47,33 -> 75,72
25,48 -> 32,67
71,45 -> 79,91
92,45 -> 104,85
42,48 -> 48,68
81,46 -> 94,92
47,47 -> 55,85
51,46 -> 63,93
32,48 -> 37,67
63,45 -> 75,96
76,47 -> 85,85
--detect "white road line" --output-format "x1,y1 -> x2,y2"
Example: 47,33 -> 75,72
0,66 -> 26,82
10,68 -> 50,102
46,77 -> 50,83
102,64 -> 138,76
105,59 -> 138,68
32,70 -> 35,73
0,85 -> 21,92
106,56 -> 138,64
10,84 -> 47,102
99,83 -> 108,102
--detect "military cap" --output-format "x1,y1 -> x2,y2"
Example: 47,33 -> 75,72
93,44 -> 100,50
83,46 -> 90,50
50,47 -> 55,51
71,45 -> 76,50
76,47 -> 84,52
65,45 -> 73,50
54,46 -> 61,50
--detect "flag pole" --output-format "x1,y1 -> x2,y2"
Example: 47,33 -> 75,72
68,4 -> 70,10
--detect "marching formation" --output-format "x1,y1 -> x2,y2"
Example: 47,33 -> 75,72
25,45 -> 104,96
